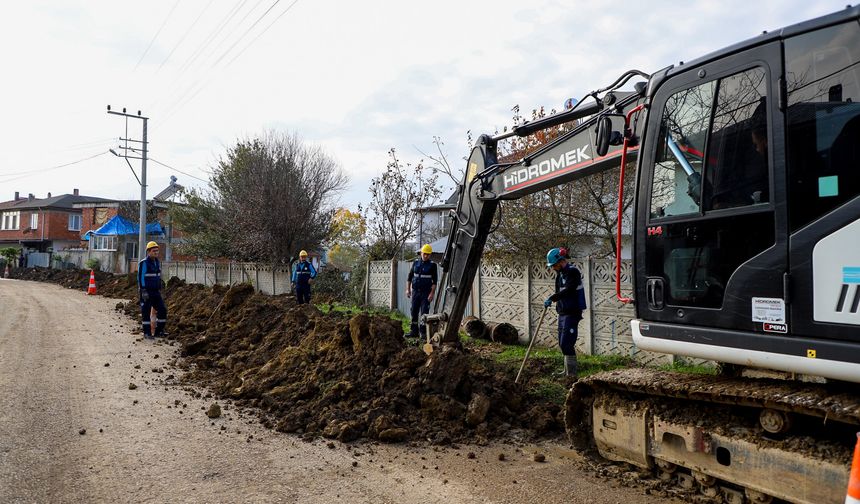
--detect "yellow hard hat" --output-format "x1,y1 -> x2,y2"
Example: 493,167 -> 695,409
421,244 -> 432,254
299,250 -> 308,257
146,241 -> 159,251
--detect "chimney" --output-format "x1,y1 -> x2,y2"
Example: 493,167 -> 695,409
73,188 -> 79,196
47,192 -> 51,198
28,193 -> 34,201
14,191 -> 19,200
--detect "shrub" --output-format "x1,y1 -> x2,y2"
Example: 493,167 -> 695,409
312,266 -> 348,296
85,258 -> 101,271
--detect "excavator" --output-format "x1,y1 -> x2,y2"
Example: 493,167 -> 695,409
427,6 -> 860,503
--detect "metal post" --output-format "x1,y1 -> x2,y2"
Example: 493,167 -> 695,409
523,259 -> 532,344
390,259 -> 398,310
586,256 -> 595,356
139,117 -> 147,265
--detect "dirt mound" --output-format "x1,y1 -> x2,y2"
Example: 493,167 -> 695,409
17,268 -> 564,444
9,267 -> 138,298
163,284 -> 562,444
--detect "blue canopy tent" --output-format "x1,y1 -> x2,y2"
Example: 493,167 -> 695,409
91,215 -> 164,237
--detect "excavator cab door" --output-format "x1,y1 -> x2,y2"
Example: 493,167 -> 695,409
635,41 -> 789,333
782,21 -> 860,342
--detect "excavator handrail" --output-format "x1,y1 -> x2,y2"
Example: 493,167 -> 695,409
616,103 -> 646,304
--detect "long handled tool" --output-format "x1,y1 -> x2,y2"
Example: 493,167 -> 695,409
515,305 -> 549,384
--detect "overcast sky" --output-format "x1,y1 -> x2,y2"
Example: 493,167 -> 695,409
0,0 -> 850,208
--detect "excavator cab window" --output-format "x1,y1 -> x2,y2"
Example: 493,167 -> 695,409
644,64 -> 776,312
650,81 -> 713,219
785,20 -> 860,231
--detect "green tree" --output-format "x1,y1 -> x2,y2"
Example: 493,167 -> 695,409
326,208 -> 365,270
171,131 -> 348,262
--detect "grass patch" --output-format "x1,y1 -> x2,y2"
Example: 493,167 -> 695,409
531,378 -> 568,404
316,301 -> 412,334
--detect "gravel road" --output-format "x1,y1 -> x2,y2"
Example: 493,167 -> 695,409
0,279 -> 677,503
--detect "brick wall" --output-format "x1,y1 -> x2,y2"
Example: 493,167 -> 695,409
0,209 -> 40,241
80,207 -> 117,235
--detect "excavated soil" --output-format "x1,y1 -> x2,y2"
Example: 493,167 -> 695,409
8,267 -> 139,299
11,268 -> 564,444
154,280 -> 563,444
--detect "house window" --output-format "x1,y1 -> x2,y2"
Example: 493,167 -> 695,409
125,241 -> 138,260
1,211 -> 20,230
92,235 -> 117,251
30,213 -> 38,230
68,214 -> 82,231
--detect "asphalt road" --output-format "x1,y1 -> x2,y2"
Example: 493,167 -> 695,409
0,279 -> 676,503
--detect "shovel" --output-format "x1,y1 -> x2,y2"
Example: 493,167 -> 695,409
515,306 -> 549,384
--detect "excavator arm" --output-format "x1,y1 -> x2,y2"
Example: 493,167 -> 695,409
429,72 -> 650,344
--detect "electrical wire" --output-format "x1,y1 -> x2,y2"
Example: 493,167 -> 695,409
152,0 -> 278,122
0,151 -> 109,183
156,0 -> 216,73
226,0 -> 299,67
210,0 -> 281,68
155,0 -> 298,129
148,157 -> 210,183
134,0 -> 181,71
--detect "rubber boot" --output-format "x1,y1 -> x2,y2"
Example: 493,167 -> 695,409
564,354 -> 578,380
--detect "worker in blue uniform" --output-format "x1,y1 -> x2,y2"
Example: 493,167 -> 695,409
138,241 -> 167,340
406,244 -> 438,339
543,247 -> 587,378
291,250 -> 317,304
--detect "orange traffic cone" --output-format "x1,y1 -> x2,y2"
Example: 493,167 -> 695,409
87,270 -> 97,295
847,432 -> 860,504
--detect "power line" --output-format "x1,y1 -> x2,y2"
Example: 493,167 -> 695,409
210,0 -> 282,69
153,0 -> 274,119
147,0 -> 251,112
155,0 -> 299,128
227,0 -> 299,67
134,0 -> 181,71
156,0 -> 215,73
0,151 -> 109,183
174,0 -> 249,80
148,157 -> 210,183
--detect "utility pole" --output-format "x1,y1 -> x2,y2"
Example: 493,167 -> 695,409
107,106 -> 149,266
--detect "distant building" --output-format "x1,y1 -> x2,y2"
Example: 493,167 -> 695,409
0,189 -> 114,254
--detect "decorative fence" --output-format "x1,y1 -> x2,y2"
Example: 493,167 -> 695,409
155,258 -> 693,365
163,261 -> 295,296
367,258 -> 676,365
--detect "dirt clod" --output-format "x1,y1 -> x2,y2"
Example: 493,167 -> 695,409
533,453 -> 546,462
128,383 -> 137,390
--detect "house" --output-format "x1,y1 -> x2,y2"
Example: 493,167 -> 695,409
414,191 -> 458,246
0,189 -> 114,256
74,177 -> 187,273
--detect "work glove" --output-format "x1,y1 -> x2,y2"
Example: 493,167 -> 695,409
543,297 -> 552,308
140,289 -> 150,302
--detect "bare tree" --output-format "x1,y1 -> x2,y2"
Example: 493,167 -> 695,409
363,148 -> 441,260
171,131 -> 348,262
415,135 -> 464,187
483,104 -> 635,262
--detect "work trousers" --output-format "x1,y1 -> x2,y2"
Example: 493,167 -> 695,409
141,289 -> 167,337
409,289 -> 431,338
296,284 -> 311,305
557,313 -> 581,356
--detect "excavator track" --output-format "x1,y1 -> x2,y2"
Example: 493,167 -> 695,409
565,368 -> 858,504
